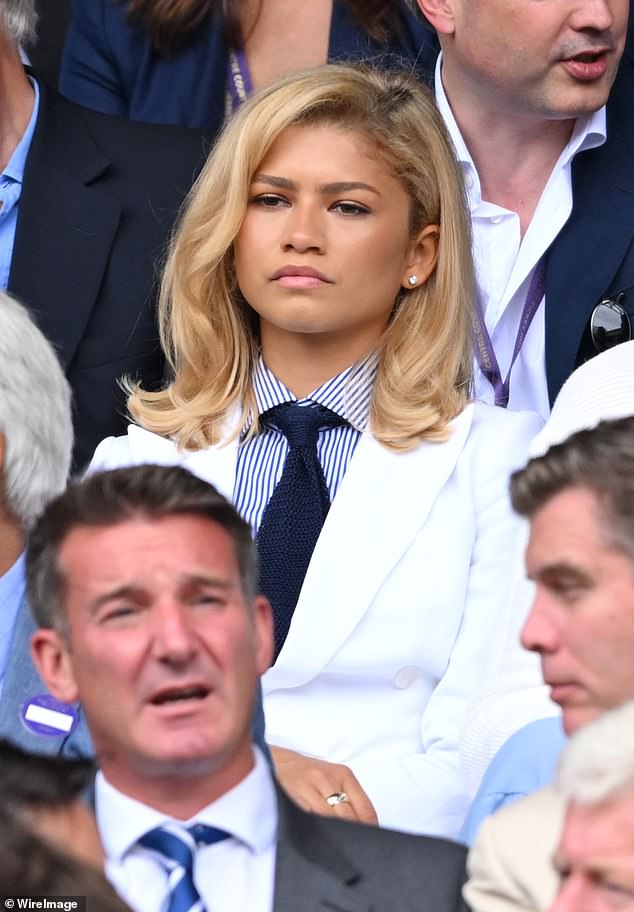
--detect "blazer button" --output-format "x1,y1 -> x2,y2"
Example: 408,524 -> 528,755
393,666 -> 421,689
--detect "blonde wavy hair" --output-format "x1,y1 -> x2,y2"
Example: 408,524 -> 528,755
127,63 -> 474,451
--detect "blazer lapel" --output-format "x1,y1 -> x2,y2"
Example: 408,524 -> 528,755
125,422 -> 240,502
8,82 -> 120,370
545,54 -> 634,402
273,787 -> 368,912
266,405 -> 475,690
0,596 -> 43,744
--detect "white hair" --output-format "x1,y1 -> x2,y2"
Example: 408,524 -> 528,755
556,701 -> 634,805
0,0 -> 37,45
0,292 -> 72,529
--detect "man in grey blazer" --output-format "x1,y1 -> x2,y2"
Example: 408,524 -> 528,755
29,463 -> 468,912
0,290 -> 91,757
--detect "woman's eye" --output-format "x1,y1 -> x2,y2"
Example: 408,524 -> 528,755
330,201 -> 370,216
251,193 -> 289,208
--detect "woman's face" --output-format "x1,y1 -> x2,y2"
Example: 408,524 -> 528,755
233,124 -> 438,362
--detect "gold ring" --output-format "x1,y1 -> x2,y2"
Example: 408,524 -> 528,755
325,792 -> 349,807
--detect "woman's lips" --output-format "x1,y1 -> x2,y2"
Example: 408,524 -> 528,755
274,274 -> 331,288
271,265 -> 333,288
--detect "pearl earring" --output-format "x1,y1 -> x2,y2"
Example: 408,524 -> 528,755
408,275 -> 418,286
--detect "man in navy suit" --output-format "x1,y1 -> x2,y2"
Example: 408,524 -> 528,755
413,0 -> 632,417
0,0 -> 205,467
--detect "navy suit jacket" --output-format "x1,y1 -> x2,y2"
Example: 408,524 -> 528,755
59,0 -> 439,131
9,78 -> 206,467
544,45 -> 634,403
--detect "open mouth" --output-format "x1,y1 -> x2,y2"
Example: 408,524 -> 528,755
561,50 -> 609,81
571,52 -> 603,63
150,684 -> 210,706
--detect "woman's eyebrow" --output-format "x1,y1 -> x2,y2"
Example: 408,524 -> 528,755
251,174 -> 380,195
251,173 -> 296,189
320,181 -> 380,195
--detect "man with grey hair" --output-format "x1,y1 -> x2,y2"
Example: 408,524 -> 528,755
0,0 -> 204,467
0,290 -> 90,755
550,701 -> 634,912
0,0 -> 37,44
465,415 -> 634,912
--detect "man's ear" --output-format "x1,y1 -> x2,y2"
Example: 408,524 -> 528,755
30,628 -> 80,703
416,0 -> 456,36
252,595 -> 274,674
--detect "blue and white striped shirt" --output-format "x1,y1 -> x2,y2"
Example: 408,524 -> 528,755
234,355 -> 377,533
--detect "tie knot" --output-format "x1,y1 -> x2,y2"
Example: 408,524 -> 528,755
138,823 -> 230,870
262,402 -> 345,449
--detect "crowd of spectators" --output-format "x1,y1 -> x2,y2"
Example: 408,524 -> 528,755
1,0 -> 633,910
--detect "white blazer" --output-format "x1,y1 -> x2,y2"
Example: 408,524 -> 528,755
91,401 -> 542,837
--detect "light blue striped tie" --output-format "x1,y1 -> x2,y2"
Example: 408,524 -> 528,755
139,823 -> 230,912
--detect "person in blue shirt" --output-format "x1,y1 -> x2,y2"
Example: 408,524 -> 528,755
0,0 -> 206,468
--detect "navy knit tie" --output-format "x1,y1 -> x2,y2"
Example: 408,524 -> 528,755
257,402 -> 346,659
138,823 -> 230,912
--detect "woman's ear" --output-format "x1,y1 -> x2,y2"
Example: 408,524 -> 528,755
416,0 -> 456,36
31,628 -> 80,704
401,224 -> 439,290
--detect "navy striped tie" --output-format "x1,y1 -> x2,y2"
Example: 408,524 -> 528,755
138,823 -> 230,912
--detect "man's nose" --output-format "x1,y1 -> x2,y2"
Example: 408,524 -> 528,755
549,873 -> 592,912
569,0 -> 615,33
151,602 -> 198,664
520,592 -> 560,654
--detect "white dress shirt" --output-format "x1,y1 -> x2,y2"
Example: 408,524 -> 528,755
434,56 -> 607,419
97,748 -> 278,912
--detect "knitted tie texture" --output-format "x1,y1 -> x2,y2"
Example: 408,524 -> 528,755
138,823 -> 230,912
257,402 -> 346,659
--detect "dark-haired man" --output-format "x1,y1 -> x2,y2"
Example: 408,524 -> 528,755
30,464 -> 469,912
465,415 -> 634,912
413,0 -> 632,416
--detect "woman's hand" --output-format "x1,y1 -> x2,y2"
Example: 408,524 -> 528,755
270,746 -> 378,825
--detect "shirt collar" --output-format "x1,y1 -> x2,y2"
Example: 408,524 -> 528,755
434,53 -> 607,207
250,351 -> 378,433
3,78 -> 39,186
97,746 -> 277,862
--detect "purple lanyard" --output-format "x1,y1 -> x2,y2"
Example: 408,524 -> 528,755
226,48 -> 253,114
472,257 -> 546,408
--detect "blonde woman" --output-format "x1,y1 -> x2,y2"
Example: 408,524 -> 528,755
91,64 -> 542,837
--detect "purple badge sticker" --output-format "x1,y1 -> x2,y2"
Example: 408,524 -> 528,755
21,694 -> 78,737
